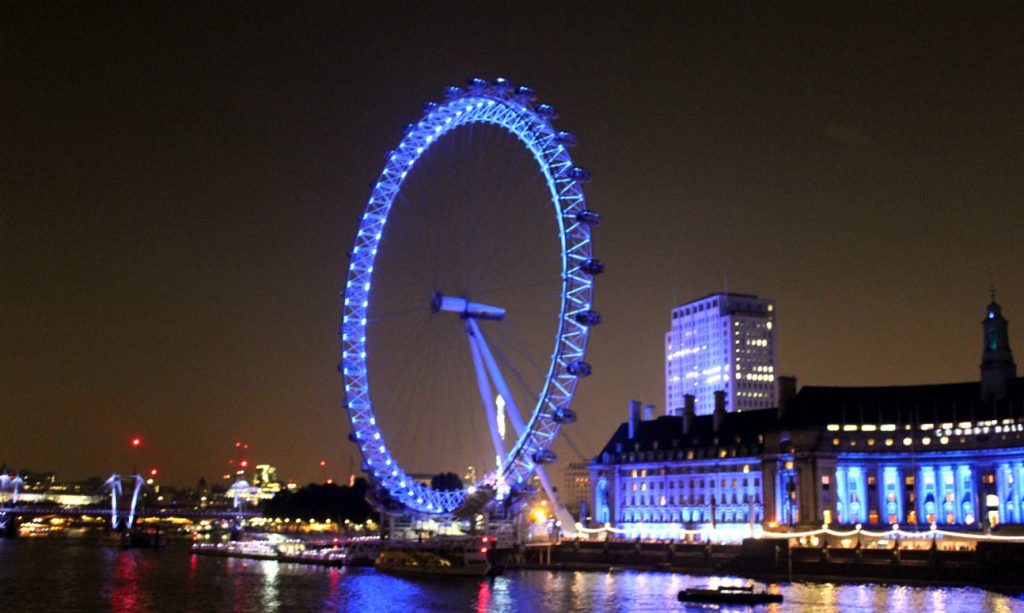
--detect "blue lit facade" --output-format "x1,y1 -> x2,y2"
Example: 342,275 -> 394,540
592,300 -> 1022,538
591,380 -> 1024,538
590,403 -> 777,539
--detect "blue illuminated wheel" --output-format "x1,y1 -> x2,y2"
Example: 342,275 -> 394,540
339,78 -> 600,516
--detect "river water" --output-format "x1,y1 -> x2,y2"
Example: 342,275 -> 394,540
1,538 -> 1022,612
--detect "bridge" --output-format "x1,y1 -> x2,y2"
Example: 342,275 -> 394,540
0,473 -> 257,537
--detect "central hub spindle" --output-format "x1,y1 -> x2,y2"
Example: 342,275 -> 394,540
430,292 -> 506,321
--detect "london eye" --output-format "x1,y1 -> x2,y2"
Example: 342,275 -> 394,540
339,77 -> 601,520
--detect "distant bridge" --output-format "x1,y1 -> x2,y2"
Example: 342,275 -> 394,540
1,474 -> 259,534
0,506 -> 259,519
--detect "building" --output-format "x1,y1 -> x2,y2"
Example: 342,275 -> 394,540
666,293 -> 777,416
561,462 -> 591,519
594,297 -> 1023,539
252,464 -> 282,499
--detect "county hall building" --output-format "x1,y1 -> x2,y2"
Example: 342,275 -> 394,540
590,295 -> 1023,538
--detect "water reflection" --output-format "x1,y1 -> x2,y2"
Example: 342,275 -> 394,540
1,541 -> 1022,612
476,579 -> 491,612
110,550 -> 146,612
259,559 -> 279,610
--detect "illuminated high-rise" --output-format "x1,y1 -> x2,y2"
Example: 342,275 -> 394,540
665,293 -> 776,416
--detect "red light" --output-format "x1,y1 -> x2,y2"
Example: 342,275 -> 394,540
480,547 -> 488,554
320,460 -> 327,467
243,444 -> 249,449
240,460 -> 248,468
326,479 -> 334,484
228,460 -> 234,464
131,438 -> 142,447
482,537 -> 488,543
150,469 -> 158,476
235,442 -> 241,447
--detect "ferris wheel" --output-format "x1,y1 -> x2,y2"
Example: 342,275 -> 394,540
339,77 -> 602,519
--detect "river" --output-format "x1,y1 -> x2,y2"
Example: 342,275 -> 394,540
1,538 -> 1022,612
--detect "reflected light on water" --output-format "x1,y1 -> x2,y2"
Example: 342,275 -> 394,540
2,541 -> 1022,613
259,559 -> 279,611
328,568 -> 341,605
931,587 -> 948,613
476,579 -> 491,613
110,551 -> 147,612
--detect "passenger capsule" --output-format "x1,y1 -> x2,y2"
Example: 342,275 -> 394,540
579,258 -> 605,275
533,449 -> 558,465
513,85 -> 537,102
576,210 -> 600,225
553,131 -> 577,147
552,407 -> 578,424
491,77 -> 511,93
534,103 -> 558,119
565,166 -> 591,182
422,101 -> 438,112
566,361 -> 592,377
445,85 -> 464,99
467,77 -> 489,91
573,309 -> 602,326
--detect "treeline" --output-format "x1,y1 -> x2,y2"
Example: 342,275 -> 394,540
263,478 -> 377,523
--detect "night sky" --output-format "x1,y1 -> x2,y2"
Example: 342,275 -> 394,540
3,3 -> 1023,487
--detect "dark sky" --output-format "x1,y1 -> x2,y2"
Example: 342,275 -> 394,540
3,2 -> 1023,487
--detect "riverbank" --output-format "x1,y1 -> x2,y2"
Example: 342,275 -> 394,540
505,538 -> 1024,591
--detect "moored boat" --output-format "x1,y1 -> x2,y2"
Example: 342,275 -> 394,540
678,585 -> 783,605
375,543 -> 492,577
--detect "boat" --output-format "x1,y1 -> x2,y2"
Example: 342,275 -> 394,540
375,543 -> 492,577
678,585 -> 783,605
125,525 -> 168,549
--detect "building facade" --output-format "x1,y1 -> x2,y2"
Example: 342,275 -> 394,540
596,298 -> 1023,539
561,461 -> 591,519
665,293 -> 777,416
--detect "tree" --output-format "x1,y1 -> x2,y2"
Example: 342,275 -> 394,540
430,472 -> 463,492
264,478 -> 377,523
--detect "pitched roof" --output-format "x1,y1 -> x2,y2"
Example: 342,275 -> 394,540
593,378 -> 1024,461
